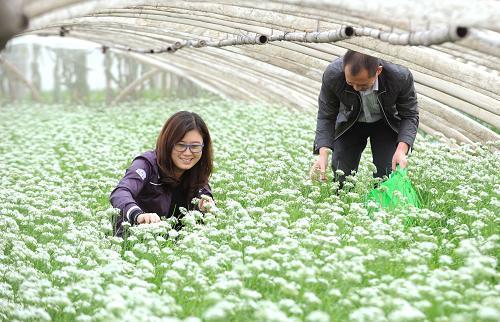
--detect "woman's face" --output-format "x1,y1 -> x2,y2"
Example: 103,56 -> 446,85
171,129 -> 204,175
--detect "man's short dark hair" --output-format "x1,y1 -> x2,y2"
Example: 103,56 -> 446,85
343,50 -> 380,77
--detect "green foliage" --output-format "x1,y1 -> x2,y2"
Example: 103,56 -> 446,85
0,98 -> 498,322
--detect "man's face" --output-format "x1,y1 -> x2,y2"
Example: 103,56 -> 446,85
344,65 -> 382,92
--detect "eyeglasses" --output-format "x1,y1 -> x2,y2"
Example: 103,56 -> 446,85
173,143 -> 204,153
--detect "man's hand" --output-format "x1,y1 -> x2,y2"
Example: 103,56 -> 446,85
137,213 -> 161,224
311,147 -> 330,182
391,142 -> 409,170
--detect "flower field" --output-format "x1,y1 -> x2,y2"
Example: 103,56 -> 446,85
0,98 -> 498,322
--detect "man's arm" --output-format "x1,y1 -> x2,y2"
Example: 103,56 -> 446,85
313,70 -> 341,155
395,70 -> 419,149
392,70 -> 419,170
311,67 -> 341,181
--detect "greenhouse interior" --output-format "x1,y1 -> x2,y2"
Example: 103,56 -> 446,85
0,1 -> 499,321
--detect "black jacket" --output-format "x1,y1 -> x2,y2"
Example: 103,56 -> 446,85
313,57 -> 419,154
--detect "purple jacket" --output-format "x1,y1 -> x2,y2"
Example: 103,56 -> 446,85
110,150 -> 212,228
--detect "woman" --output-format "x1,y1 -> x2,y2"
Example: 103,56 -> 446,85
110,111 -> 215,237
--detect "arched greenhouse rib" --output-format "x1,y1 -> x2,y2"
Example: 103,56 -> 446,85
5,0 -> 500,143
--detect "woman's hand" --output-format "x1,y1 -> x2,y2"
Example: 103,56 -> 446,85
198,196 -> 216,212
136,213 -> 161,224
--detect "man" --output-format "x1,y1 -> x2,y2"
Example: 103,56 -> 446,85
313,50 -> 419,185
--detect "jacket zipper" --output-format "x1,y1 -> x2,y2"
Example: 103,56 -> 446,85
335,90 -> 362,140
376,90 -> 398,133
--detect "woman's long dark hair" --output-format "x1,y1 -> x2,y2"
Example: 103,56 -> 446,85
156,111 -> 213,200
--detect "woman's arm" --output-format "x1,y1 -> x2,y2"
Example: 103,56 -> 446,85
109,157 -> 151,224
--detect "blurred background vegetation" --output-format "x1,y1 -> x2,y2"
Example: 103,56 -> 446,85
0,37 -> 208,105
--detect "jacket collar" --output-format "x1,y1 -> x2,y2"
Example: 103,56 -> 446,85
377,62 -> 387,94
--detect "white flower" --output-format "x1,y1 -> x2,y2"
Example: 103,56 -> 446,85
388,305 -> 425,321
438,255 -> 453,266
168,229 -> 179,238
303,291 -> 321,305
349,307 -> 387,322
202,300 -> 234,321
306,310 -> 330,322
253,301 -> 291,322
240,288 -> 262,300
477,306 -> 500,321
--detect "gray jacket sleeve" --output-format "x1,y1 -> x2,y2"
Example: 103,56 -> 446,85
109,157 -> 151,223
396,71 -> 419,148
313,70 -> 340,154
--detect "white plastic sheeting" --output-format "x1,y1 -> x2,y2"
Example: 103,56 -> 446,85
9,0 -> 500,143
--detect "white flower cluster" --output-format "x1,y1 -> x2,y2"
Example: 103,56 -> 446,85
0,98 -> 498,321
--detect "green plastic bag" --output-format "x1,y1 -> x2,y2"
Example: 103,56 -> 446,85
367,167 -> 420,210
